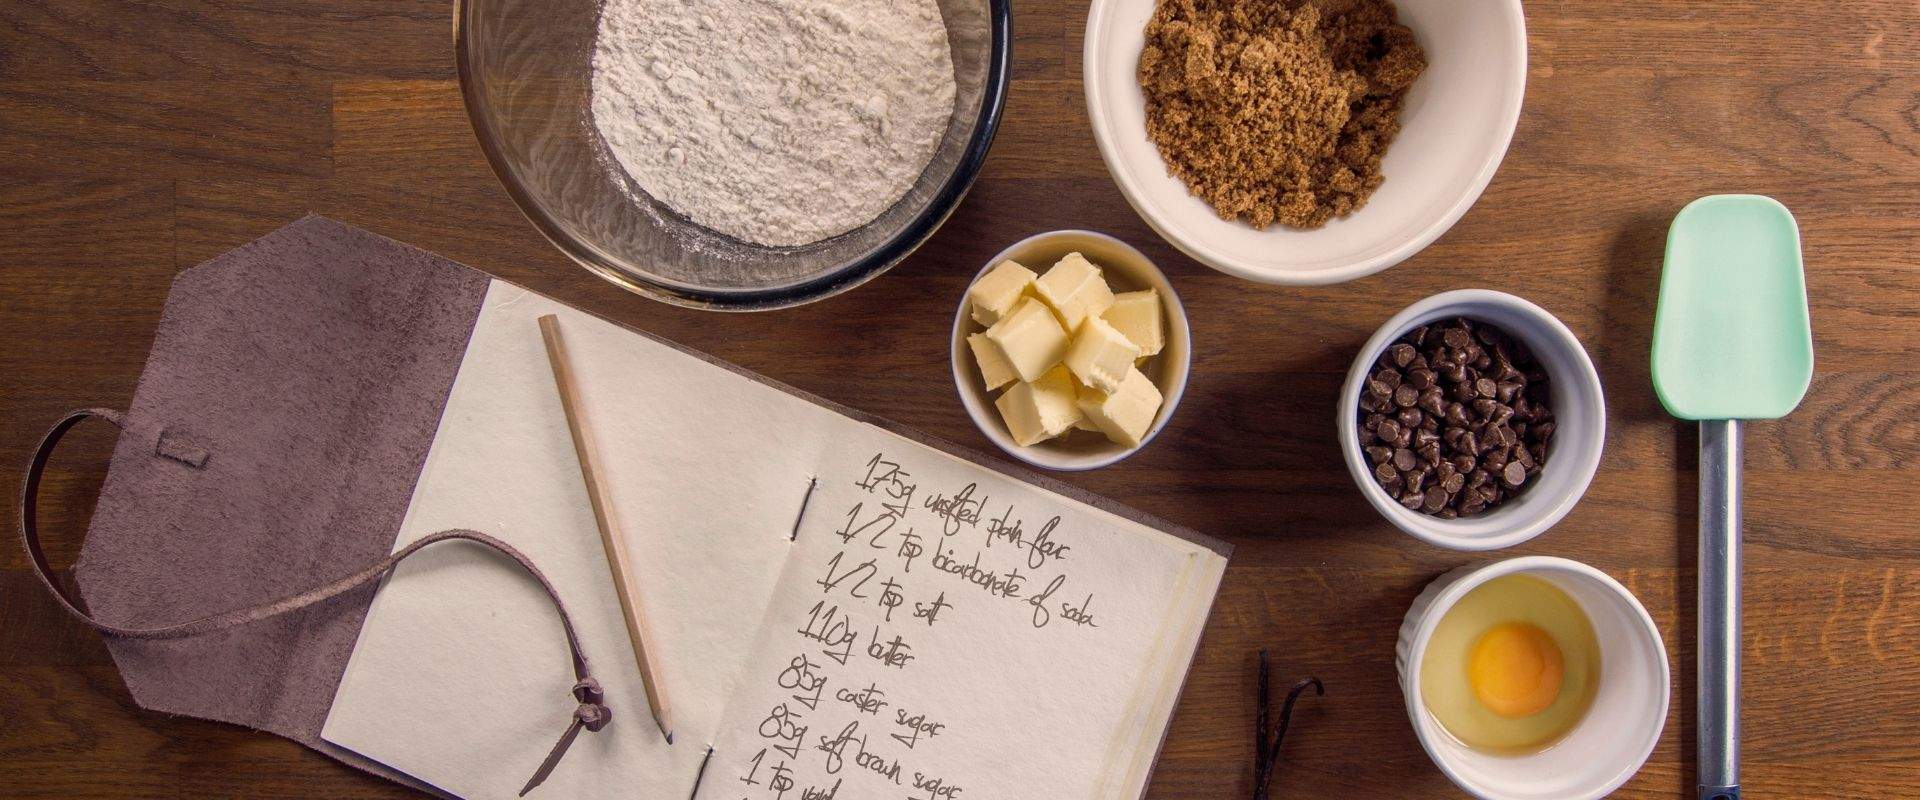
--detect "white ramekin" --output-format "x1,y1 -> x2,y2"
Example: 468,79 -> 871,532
950,230 -> 1191,471
1339,289 -> 1605,550
1397,556 -> 1670,800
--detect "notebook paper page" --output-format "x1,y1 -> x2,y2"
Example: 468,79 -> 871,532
697,429 -> 1228,800
323,283 -> 835,798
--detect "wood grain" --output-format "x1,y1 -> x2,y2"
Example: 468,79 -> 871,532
2,1 -> 1917,798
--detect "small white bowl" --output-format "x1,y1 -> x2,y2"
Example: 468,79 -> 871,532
950,230 -> 1191,471
1084,0 -> 1527,285
1398,557 -> 1670,800
1339,290 -> 1604,550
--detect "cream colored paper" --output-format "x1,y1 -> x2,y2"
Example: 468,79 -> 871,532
321,280 -> 1226,799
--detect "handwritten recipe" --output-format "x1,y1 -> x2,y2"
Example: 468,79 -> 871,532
701,441 -> 1223,800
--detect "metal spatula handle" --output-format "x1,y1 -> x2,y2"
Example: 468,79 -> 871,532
1699,419 -> 1742,800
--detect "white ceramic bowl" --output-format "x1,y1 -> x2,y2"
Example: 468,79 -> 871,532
951,230 -> 1191,471
1339,290 -> 1604,550
1398,557 -> 1670,800
1084,0 -> 1527,285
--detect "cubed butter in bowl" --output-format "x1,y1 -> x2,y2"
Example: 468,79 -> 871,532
951,230 -> 1191,471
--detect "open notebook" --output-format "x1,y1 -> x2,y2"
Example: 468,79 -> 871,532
319,282 -> 1228,799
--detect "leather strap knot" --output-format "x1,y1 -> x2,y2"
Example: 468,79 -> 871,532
572,678 -> 605,705
572,678 -> 611,732
575,701 -> 612,733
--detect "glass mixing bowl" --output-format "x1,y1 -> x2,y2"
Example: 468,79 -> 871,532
454,0 -> 1010,310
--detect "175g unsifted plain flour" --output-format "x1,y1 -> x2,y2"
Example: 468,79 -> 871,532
590,0 -> 957,248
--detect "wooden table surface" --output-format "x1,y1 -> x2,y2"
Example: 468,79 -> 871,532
2,1 -> 1916,797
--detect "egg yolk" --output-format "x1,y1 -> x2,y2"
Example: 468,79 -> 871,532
1467,622 -> 1564,718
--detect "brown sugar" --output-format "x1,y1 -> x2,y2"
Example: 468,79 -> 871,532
1137,0 -> 1426,229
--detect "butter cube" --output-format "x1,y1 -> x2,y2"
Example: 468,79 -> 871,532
967,332 -> 1017,391
1033,252 -> 1115,330
984,297 -> 1069,383
967,259 -> 1037,327
1103,289 -> 1165,357
1070,375 -> 1101,431
1076,366 -> 1164,448
1064,316 -> 1142,394
995,366 -> 1084,446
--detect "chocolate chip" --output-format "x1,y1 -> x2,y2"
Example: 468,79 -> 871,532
1356,316 -> 1555,518
1502,461 -> 1528,488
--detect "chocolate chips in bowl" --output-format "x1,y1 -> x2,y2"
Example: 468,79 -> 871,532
1340,290 -> 1605,551
1359,318 -> 1555,518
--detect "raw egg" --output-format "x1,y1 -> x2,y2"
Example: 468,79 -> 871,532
1420,574 -> 1599,753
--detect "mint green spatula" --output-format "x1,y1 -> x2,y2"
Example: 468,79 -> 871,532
1652,195 -> 1813,800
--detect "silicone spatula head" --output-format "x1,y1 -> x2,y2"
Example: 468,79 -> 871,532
1652,195 -> 1813,421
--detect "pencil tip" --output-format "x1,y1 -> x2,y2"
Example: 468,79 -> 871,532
665,729 -> 675,746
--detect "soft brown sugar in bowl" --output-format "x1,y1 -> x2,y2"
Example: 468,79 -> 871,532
1138,0 -> 1426,229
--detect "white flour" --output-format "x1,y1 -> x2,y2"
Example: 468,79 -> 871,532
590,0 -> 957,248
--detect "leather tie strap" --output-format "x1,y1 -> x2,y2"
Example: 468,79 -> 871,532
19,408 -> 610,795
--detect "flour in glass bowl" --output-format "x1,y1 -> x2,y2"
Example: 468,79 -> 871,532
589,0 -> 957,248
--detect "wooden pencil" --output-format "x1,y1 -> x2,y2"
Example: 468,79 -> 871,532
537,314 -> 675,744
